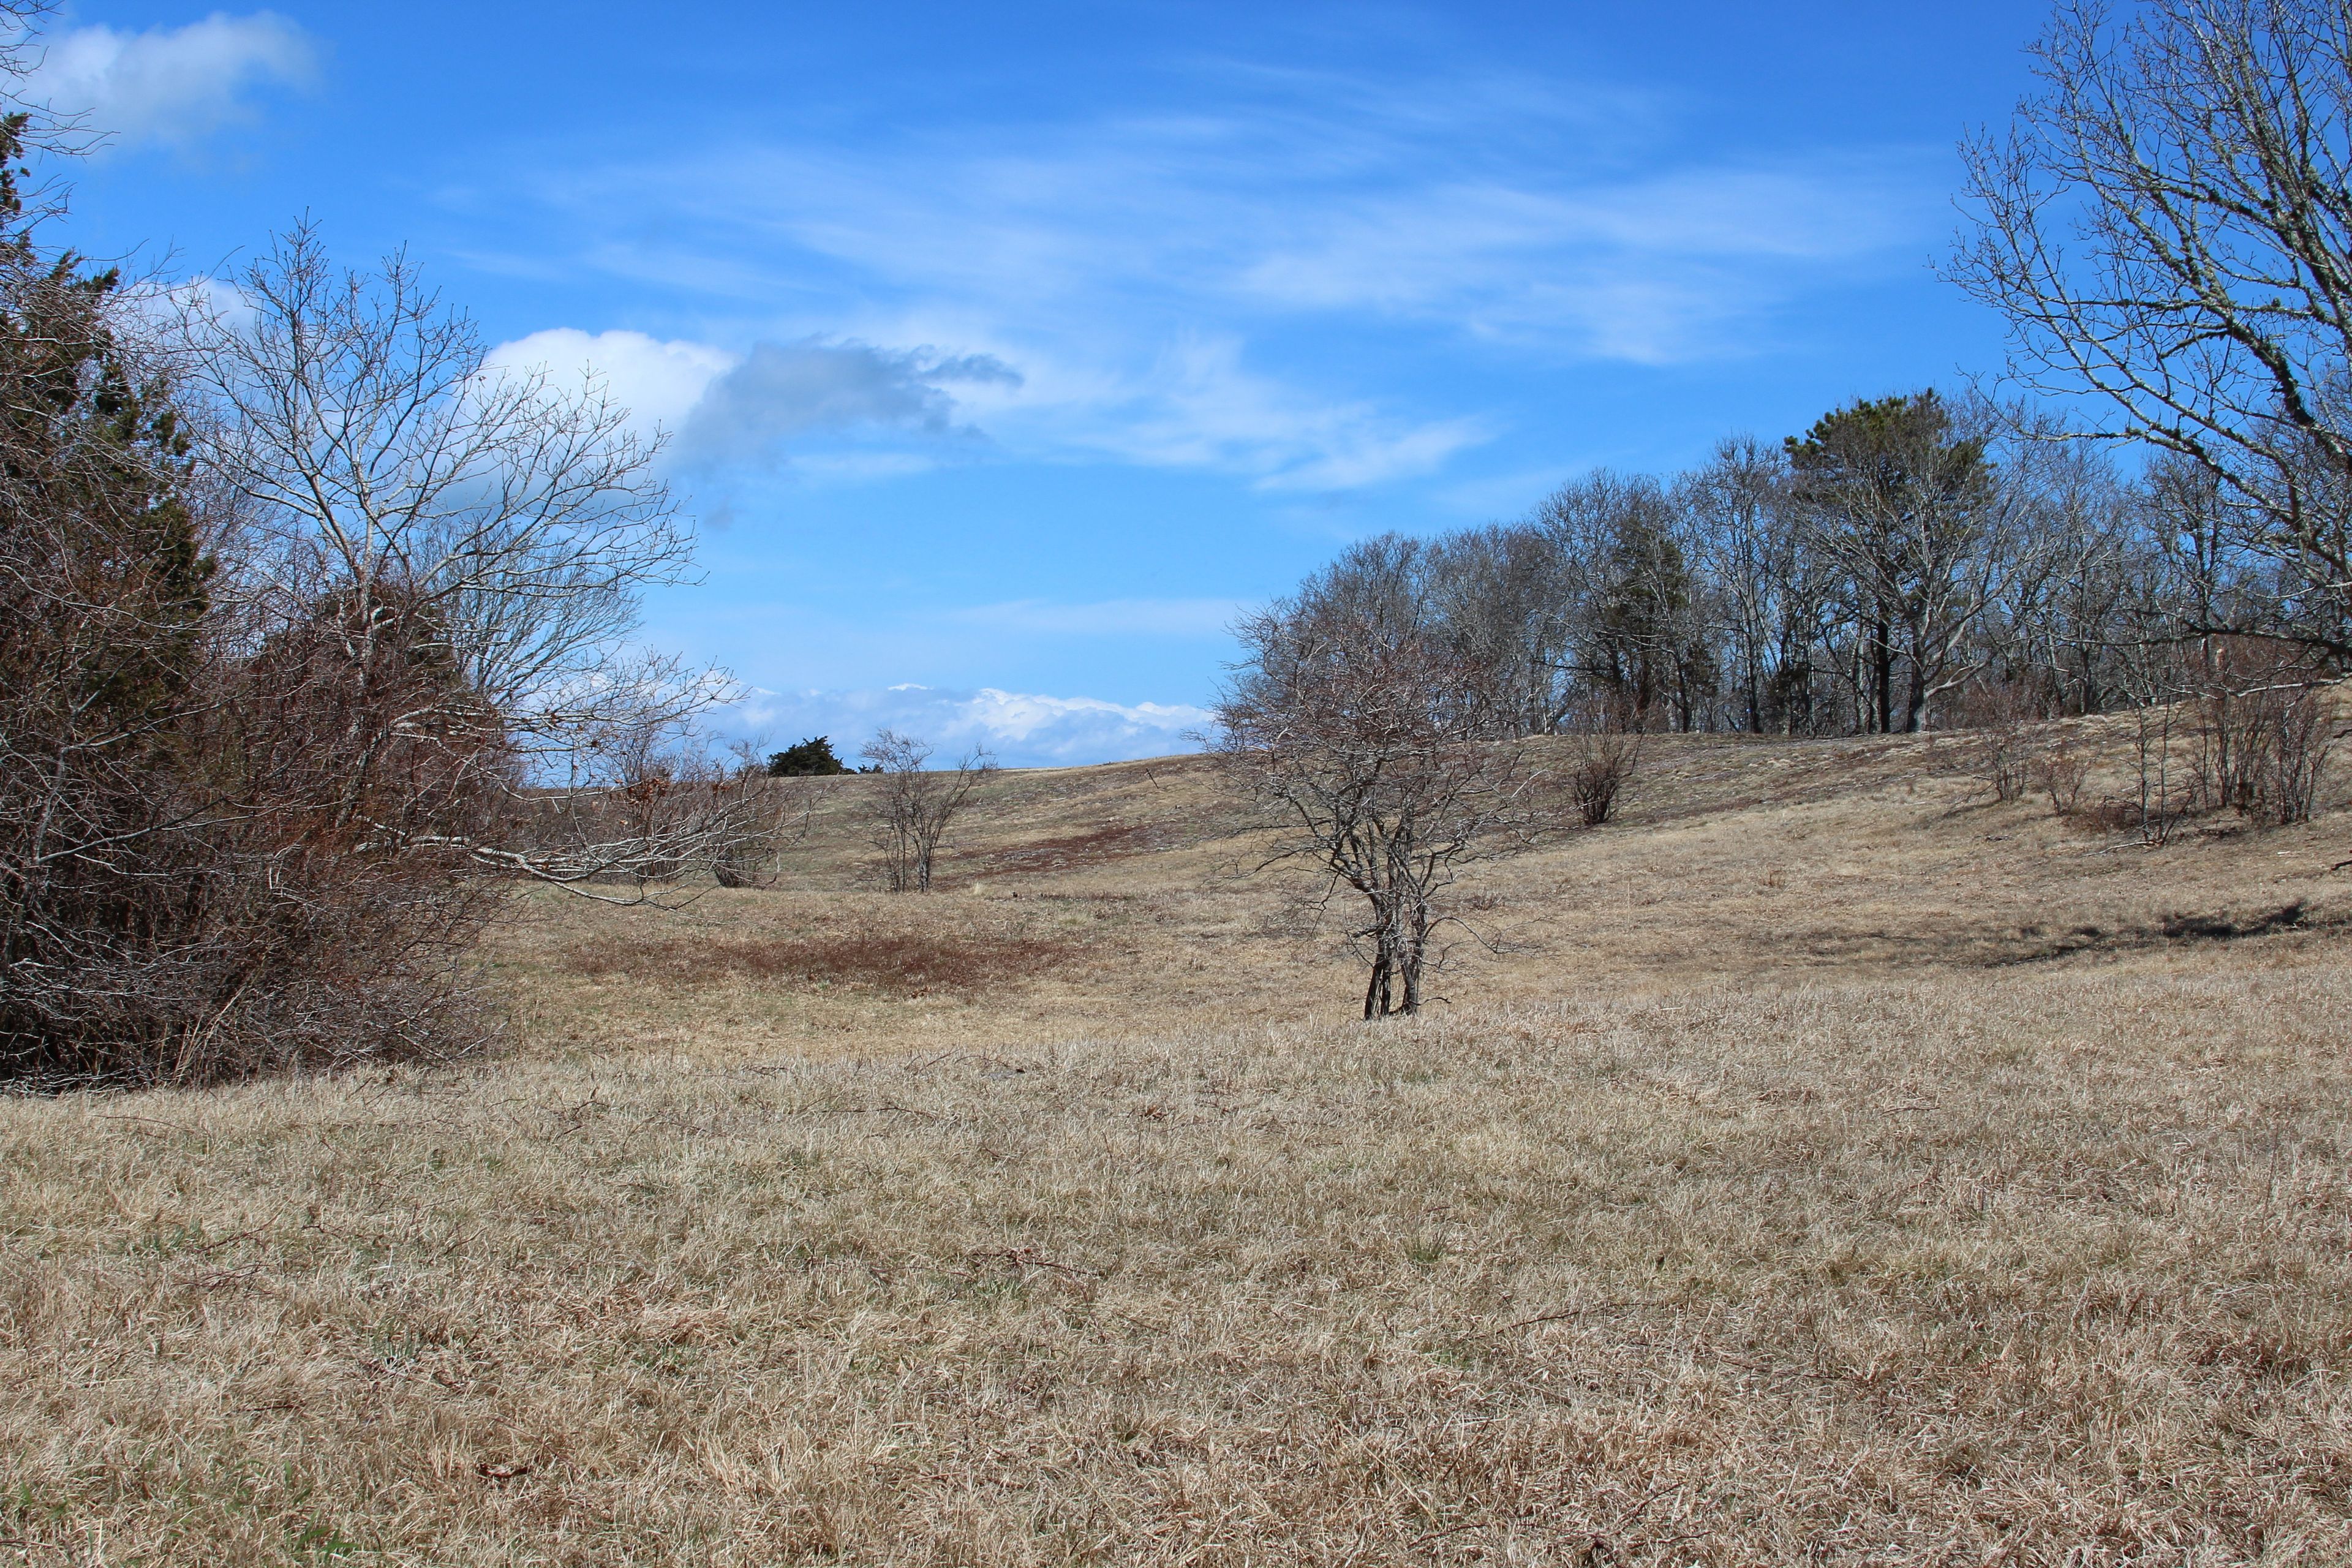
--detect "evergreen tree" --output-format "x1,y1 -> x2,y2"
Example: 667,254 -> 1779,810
1787,391 -> 1996,733
767,735 -> 851,776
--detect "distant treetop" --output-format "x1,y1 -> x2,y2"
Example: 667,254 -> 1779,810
767,736 -> 851,776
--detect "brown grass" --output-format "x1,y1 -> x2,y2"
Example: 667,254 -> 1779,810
565,930 -> 1078,995
4,711 -> 2351,1564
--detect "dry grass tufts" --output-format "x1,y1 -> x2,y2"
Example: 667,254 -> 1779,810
3,963 -> 2350,1563
565,930 -> 1077,994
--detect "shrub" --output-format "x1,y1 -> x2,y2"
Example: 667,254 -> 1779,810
2185,643 -> 2336,827
1980,724 -> 2034,804
4,213 -> 721,1087
2260,686 -> 2334,826
1572,726 -> 1640,826
2031,740 -> 2092,816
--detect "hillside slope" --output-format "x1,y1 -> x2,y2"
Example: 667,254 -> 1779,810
492,717 -> 2352,1061
4,711 -> 2350,1565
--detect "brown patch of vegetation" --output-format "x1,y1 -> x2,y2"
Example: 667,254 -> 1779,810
566,929 -> 1076,993
1994,900 -> 2345,964
958,821 -> 1173,878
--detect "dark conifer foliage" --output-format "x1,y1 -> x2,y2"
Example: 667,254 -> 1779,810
768,736 -> 852,776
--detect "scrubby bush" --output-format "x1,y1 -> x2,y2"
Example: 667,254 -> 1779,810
1572,726 -> 1640,826
2031,740 -> 2092,816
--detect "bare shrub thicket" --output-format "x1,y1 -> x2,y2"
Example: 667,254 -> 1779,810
2031,738 -> 2092,815
510,738 -> 807,894
861,730 -> 994,892
2122,703 -> 2192,846
1,204 -> 756,1087
179,228 -> 771,895
1216,594 -> 1554,1019
1955,682 -> 2095,813
1981,726 -> 2034,804
2083,636 -> 2189,844
2265,687 -> 2337,825
1567,709 -> 1640,826
2185,644 -> 2338,827
0,140 -> 516,1082
2075,636 -> 2340,843
1961,682 -> 2040,804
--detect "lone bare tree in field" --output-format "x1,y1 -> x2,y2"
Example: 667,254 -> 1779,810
1954,0 -> 2352,657
861,729 -> 993,892
1215,597 -> 1552,1019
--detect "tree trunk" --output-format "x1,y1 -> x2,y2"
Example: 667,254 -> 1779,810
1397,902 -> 1428,1016
1872,616 -> 1894,735
1362,950 -> 1392,1020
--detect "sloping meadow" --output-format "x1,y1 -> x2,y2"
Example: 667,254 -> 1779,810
4,953 -> 2346,1564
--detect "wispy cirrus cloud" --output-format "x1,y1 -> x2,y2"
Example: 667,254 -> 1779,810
475,56 -> 1940,492
1224,156 -> 1936,360
33,12 -> 316,149
516,62 -> 1937,356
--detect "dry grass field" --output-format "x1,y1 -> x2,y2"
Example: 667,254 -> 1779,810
6,716 -> 2352,1564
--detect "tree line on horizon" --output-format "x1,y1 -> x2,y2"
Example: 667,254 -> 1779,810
1274,386 -> 2331,742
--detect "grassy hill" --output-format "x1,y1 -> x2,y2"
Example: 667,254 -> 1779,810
4,717 -> 2350,1564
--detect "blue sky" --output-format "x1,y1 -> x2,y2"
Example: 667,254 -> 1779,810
37,0 -> 2055,764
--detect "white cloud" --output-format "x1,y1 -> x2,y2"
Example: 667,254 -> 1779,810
483,329 -> 1022,473
720,684 -> 1208,767
675,338 -> 1017,469
483,327 -> 736,443
36,12 -> 316,148
482,318 -> 1474,491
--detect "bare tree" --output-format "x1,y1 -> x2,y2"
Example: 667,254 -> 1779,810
1679,436 -> 1819,734
1215,597 -> 1553,1020
1,197 -> 787,1086
176,226 -> 752,894
1953,0 -> 2352,657
861,729 -> 994,892
1424,524 -> 1582,735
